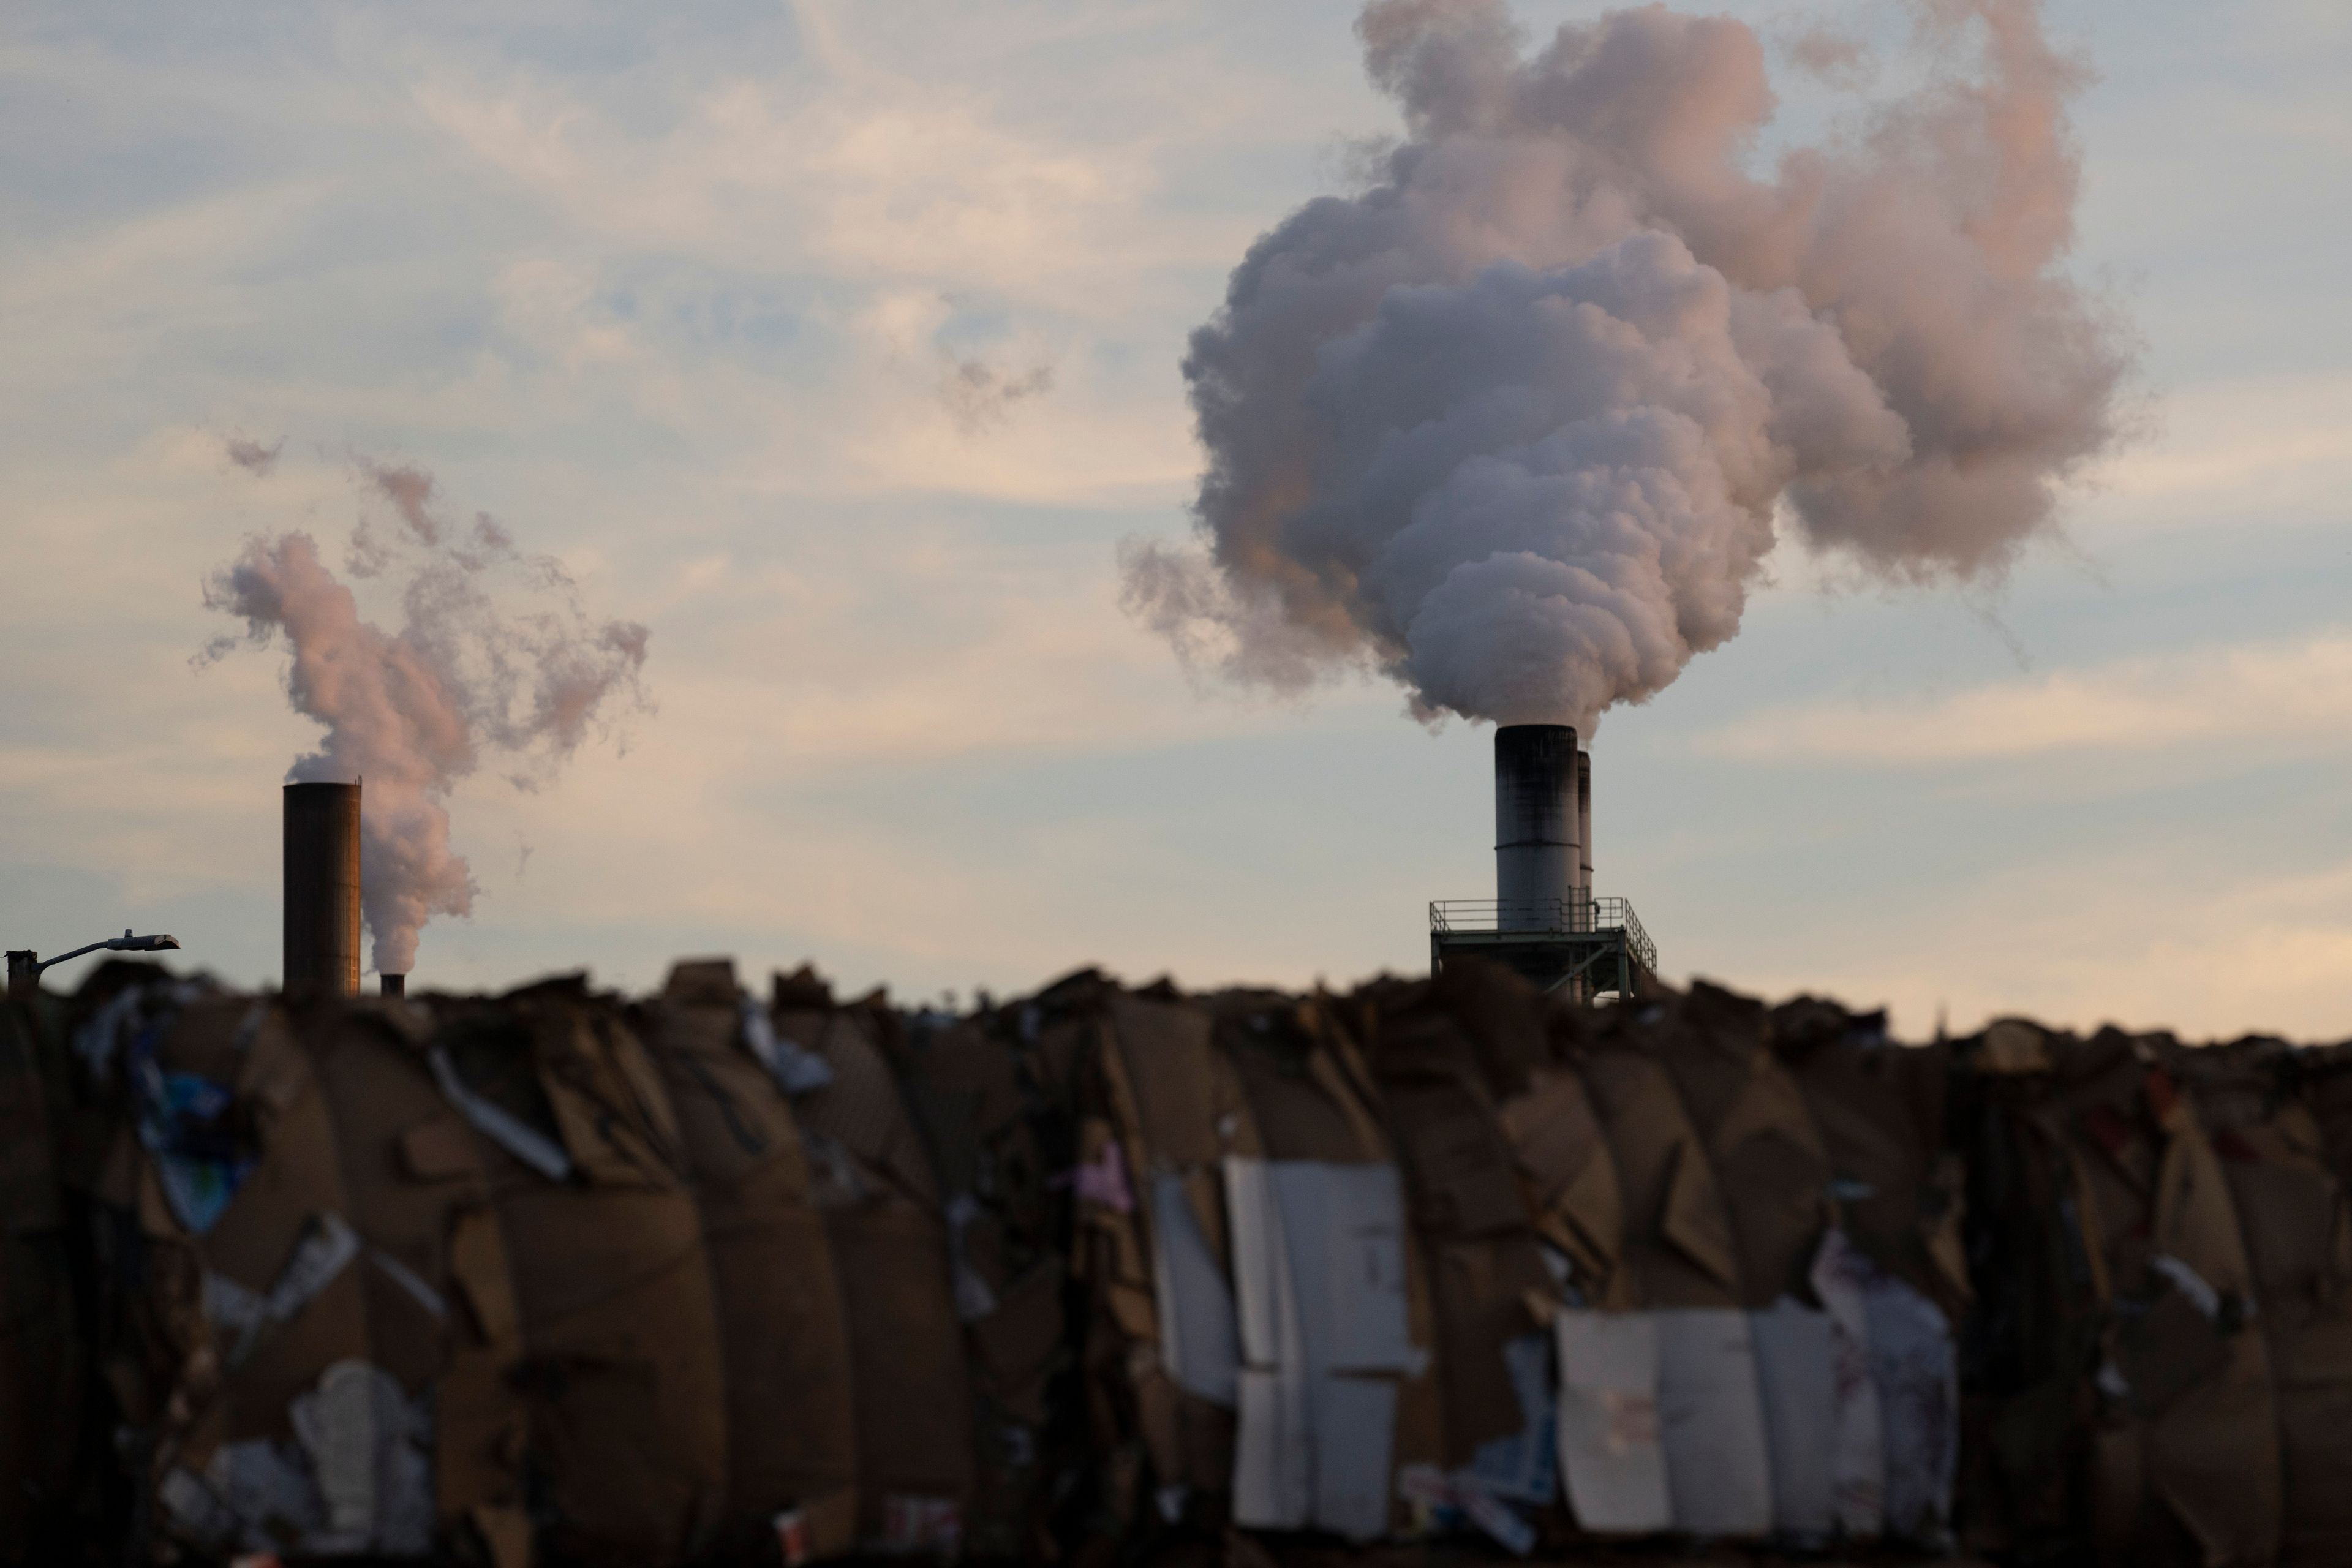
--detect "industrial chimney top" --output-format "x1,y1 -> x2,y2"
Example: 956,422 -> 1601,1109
1428,725 -> 1656,1000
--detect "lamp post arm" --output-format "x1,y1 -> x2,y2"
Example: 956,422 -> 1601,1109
32,931 -> 184,973
32,940 -> 113,973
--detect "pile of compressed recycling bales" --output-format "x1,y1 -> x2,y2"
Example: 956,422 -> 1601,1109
3,956 -> 2348,1567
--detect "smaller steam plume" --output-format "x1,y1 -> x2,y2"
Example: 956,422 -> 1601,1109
1784,25 -> 1872,87
201,460 -> 649,976
224,435 -> 284,476
939,354 -> 1054,434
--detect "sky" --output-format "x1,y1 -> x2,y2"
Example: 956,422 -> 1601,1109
2,0 -> 2346,1041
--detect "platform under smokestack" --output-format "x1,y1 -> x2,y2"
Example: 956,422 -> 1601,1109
284,780 -> 361,998
1431,728 -> 1656,1000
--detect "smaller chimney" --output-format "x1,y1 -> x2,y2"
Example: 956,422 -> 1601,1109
380,974 -> 405,998
284,781 -> 361,998
1577,746 -> 1593,901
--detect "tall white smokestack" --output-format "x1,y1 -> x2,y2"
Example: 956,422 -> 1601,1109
1495,724 -> 1579,929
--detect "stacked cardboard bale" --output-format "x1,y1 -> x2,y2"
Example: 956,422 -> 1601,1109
74,977 -> 745,1564
1348,967 -> 1564,1553
2175,1039 -> 2352,1567
1061,975 -> 1265,1550
1547,995 -> 1765,1537
1344,972 -> 1970,1553
1052,974 -> 1448,1553
0,983 -> 89,1564
1208,987 -> 1444,1542
888,1006 -> 1071,1559
1770,995 -> 1969,1547
635,961 -> 861,1561
50,964 -> 980,1566
1954,1020 -> 2284,1567
7,955 -> 2352,1566
1189,968 -> 1966,1555
1646,984 -> 1861,1541
769,967 -> 978,1556
76,985 -> 514,1561
434,979 -> 731,1565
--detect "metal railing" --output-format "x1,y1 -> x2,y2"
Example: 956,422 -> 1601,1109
1429,897 -> 1657,974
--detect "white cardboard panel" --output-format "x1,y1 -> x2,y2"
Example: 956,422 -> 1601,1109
1460,1332 -> 1557,1507
1863,1272 -> 1958,1542
1750,1299 -> 1838,1537
1224,1156 -> 1295,1371
1226,1157 -> 1412,1536
1233,1366 -> 1311,1529
1269,1161 -> 1417,1374
1316,1374 -> 1399,1540
1151,1171 -> 1240,1406
1656,1307 -> 1774,1537
1811,1230 -> 1887,1537
1553,1308 -> 1672,1534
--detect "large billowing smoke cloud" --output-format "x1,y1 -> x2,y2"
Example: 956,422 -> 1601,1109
1127,0 -> 2131,731
202,459 -> 649,976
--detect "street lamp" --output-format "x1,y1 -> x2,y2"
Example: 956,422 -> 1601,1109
6,929 -> 183,998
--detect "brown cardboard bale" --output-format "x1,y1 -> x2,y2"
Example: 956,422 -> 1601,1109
786,995 -> 941,1210
889,1009 -> 1068,1559
2024,1033 -> 2282,1567
0,995 -> 81,1565
183,1001 -> 374,1442
300,1000 -> 530,1551
637,960 -> 859,1552
1218,995 -> 1387,1166
2304,1045 -> 2352,1180
1087,985 -> 1262,1525
100,992 -> 459,1562
1355,978 -> 1554,1465
1651,983 -> 1836,1308
1215,992 -> 1444,1537
785,993 -> 975,1550
2180,1046 -> 2352,1567
1118,990 -> 1258,1169
1496,1069 -> 1629,1311
1570,1033 -> 1741,1310
1950,1019 -> 2101,1555
1772,998 -> 1969,1321
826,1204 -> 981,1523
1389,957 -> 1556,1104
442,984 -> 729,1566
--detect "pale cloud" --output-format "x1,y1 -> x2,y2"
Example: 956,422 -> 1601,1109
407,61 -> 1170,319
2073,371 -> 2352,518
494,258 -> 640,371
855,290 -> 956,356
1704,633 -> 2352,764
1753,849 -> 2352,1043
392,14 -> 1229,511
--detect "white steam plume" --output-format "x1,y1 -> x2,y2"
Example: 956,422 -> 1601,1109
202,461 -> 649,976
1127,0 -> 2132,731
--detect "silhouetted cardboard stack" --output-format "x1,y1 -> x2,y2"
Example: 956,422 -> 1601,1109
4,957 -> 2348,1566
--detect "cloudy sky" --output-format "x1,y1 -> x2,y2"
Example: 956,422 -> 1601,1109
3,0 -> 2346,1041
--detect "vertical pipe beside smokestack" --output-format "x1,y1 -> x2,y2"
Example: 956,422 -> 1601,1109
284,781 -> 361,998
1494,724 -> 1579,929
1577,747 -> 1593,907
